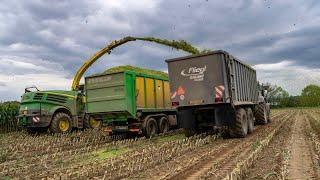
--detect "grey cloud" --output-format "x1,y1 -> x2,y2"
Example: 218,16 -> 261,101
0,82 -> 6,87
1,0 -> 320,99
227,24 -> 320,67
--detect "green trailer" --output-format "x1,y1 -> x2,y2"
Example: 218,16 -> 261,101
85,70 -> 177,137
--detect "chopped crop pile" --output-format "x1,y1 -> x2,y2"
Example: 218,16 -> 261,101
103,65 -> 168,78
135,37 -> 202,55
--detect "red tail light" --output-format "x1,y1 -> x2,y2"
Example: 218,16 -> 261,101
215,97 -> 223,103
172,101 -> 179,107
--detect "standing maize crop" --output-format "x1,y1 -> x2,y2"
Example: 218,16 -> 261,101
0,101 -> 20,133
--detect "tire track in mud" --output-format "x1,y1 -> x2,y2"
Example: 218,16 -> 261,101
243,111 -> 296,179
201,112 -> 294,180
287,111 -> 320,179
135,111 -> 290,179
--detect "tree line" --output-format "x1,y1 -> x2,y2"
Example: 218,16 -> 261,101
268,84 -> 320,108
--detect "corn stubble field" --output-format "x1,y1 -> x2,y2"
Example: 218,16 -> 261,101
1,108 -> 320,179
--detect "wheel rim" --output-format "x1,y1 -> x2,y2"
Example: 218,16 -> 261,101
59,118 -> 70,132
89,117 -> 101,129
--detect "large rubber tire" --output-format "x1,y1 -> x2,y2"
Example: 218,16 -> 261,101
145,118 -> 158,138
184,128 -> 197,137
246,108 -> 254,134
255,104 -> 268,125
266,104 -> 271,123
229,108 -> 248,138
159,117 -> 170,134
50,112 -> 72,133
84,116 -> 102,129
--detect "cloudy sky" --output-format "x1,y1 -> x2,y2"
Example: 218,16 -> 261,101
0,0 -> 320,101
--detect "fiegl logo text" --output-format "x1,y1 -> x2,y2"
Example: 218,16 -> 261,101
181,66 -> 207,81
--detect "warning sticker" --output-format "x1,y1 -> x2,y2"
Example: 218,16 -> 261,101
177,86 -> 185,95
215,85 -> 225,98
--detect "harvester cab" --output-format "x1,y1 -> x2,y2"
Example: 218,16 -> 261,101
258,83 -> 272,103
24,86 -> 39,93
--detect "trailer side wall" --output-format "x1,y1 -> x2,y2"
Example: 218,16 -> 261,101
85,71 -> 172,120
86,72 -> 127,114
227,56 -> 258,105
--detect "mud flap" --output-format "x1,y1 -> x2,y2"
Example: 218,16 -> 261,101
215,105 -> 236,127
177,109 -> 196,129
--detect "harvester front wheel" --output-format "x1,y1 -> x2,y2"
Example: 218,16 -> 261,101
50,112 -> 72,133
229,108 -> 248,138
145,118 -> 158,138
159,117 -> 170,134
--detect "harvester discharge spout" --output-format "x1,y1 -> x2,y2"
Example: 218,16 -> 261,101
71,36 -> 201,91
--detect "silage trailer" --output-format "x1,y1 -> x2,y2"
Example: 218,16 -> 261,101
84,70 -> 177,137
166,50 -> 270,137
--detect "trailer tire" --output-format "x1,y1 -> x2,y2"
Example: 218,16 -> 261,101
84,116 -> 102,129
229,108 -> 248,138
184,128 -> 197,137
50,112 -> 72,133
159,117 -> 170,134
255,104 -> 268,125
246,108 -> 254,134
145,118 -> 158,138
266,104 -> 271,123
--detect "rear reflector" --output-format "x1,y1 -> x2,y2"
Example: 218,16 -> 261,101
129,129 -> 140,132
32,116 -> 40,123
172,101 -> 179,107
102,126 -> 113,132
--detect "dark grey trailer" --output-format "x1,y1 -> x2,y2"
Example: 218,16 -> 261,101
166,50 -> 270,137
